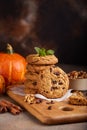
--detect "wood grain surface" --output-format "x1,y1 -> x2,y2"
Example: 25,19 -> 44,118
7,85 -> 87,125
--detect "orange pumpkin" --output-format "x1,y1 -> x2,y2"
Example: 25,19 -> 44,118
0,75 -> 5,94
0,44 -> 27,86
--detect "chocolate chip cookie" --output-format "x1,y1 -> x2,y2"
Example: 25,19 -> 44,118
38,66 -> 69,98
26,54 -> 58,65
26,64 -> 54,73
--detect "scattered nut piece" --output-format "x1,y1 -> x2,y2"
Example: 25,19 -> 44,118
24,94 -> 36,104
67,71 -> 87,79
24,94 -> 43,104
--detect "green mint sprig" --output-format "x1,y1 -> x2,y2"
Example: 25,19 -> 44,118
34,47 -> 54,56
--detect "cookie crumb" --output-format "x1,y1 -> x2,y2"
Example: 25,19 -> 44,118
68,91 -> 87,106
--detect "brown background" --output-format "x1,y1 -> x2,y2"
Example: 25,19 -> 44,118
0,0 -> 87,66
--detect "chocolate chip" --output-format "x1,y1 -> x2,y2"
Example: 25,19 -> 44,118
41,74 -> 43,79
47,106 -> 52,110
43,90 -> 48,93
46,100 -> 54,104
59,81 -> 63,85
52,80 -> 57,84
50,100 -> 54,104
62,87 -> 65,89
54,71 -> 60,76
36,72 -> 39,74
32,81 -> 37,86
36,99 -> 43,104
51,86 -> 58,91
50,68 -> 52,72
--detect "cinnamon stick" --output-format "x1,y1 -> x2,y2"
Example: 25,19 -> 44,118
0,99 -> 23,114
2,100 -> 22,112
0,105 -> 7,113
8,107 -> 21,115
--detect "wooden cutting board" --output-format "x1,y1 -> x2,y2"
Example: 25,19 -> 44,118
7,85 -> 87,125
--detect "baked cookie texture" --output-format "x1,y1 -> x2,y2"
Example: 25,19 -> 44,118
24,54 -> 69,98
26,54 -> 58,65
68,91 -> 87,106
37,66 -> 69,98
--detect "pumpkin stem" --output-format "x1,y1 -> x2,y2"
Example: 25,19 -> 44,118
7,44 -> 14,54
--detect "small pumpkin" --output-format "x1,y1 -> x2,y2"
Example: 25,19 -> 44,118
0,75 -> 5,94
0,44 -> 27,86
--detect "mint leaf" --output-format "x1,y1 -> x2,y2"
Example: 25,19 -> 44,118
34,47 -> 41,54
39,48 -> 46,56
46,49 -> 54,55
34,47 -> 55,56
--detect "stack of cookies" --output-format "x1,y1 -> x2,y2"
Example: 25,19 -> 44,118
24,54 -> 69,98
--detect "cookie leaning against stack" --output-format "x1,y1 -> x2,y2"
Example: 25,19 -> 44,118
24,50 -> 69,98
37,66 -> 69,98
